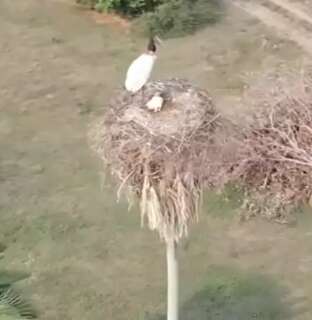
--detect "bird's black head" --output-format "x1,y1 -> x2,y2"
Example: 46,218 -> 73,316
147,37 -> 157,53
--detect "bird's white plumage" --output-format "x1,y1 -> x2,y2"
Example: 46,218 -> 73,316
125,53 -> 157,93
146,95 -> 164,112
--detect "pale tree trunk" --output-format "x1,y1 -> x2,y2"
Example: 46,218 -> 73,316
166,239 -> 178,320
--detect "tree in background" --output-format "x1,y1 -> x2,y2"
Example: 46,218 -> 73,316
76,0 -> 223,37
76,0 -> 165,15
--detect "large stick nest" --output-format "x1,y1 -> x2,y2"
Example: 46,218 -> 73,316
89,79 -> 231,241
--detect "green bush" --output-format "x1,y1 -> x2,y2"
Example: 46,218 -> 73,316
76,0 -> 165,15
76,0 -> 223,37
145,0 -> 223,37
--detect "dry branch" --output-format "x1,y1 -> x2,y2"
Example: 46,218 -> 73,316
232,73 -> 312,219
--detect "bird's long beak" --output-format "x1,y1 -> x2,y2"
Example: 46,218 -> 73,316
154,35 -> 163,46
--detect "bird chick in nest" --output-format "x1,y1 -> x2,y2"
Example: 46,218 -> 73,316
146,92 -> 164,112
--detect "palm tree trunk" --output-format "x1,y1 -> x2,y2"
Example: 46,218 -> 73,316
166,239 -> 178,320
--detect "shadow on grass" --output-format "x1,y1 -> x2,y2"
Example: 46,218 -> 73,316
149,266 -> 295,320
0,271 -> 31,288
203,184 -> 244,219
0,244 -> 31,288
0,246 -> 36,318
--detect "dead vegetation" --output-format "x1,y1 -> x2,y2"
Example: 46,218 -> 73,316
89,73 -> 312,227
88,79 -> 234,241
232,72 -> 312,221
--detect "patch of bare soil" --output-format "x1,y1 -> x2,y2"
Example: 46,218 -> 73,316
233,0 -> 312,55
85,10 -> 130,32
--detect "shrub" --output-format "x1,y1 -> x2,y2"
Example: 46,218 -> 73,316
76,0 -> 223,37
144,0 -> 223,37
76,0 -> 164,15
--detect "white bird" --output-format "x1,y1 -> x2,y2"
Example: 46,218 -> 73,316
146,93 -> 164,112
125,36 -> 161,93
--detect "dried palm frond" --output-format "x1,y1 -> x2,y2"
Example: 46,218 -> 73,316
0,288 -> 36,319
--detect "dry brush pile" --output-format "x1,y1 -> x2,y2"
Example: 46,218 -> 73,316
232,73 -> 312,220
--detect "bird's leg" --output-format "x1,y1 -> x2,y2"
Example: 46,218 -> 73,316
141,85 -> 145,103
